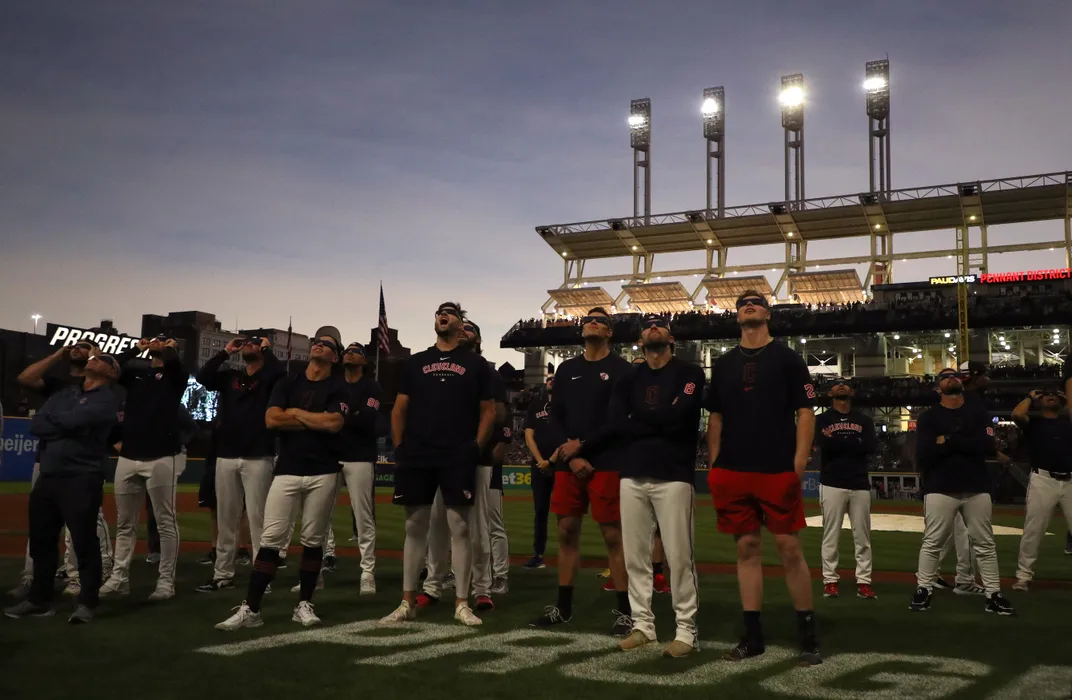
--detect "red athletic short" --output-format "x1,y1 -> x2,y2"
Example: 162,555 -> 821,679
708,468 -> 806,535
551,470 -> 620,524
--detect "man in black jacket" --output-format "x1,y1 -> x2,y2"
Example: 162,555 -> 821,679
522,375 -> 558,569
910,368 -> 1014,615
195,335 -> 285,592
815,378 -> 878,600
613,316 -> 706,658
100,335 -> 189,602
4,354 -> 120,624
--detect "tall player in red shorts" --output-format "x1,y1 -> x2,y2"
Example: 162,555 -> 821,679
705,290 -> 822,666
529,307 -> 633,636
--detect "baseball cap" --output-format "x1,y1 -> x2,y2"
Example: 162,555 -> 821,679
314,326 -> 343,352
463,320 -> 481,339
344,342 -> 366,356
641,314 -> 670,328
958,360 -> 988,377
830,376 -> 852,387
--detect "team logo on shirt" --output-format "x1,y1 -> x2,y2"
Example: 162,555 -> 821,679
502,427 -> 512,438
822,422 -> 863,437
422,362 -> 467,376
804,383 -> 816,399
463,490 -> 472,500
535,409 -> 549,419
684,382 -> 696,395
155,373 -> 163,380
600,373 -> 609,381
79,397 -> 88,405
367,397 -> 380,409
986,426 -> 994,437
339,402 -> 350,416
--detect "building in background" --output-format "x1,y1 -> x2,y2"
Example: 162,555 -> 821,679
142,310 -> 243,372
239,327 -> 311,365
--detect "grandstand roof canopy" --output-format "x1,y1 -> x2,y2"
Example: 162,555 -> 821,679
703,275 -> 773,310
788,269 -> 866,305
547,286 -> 613,317
622,281 -> 694,314
535,171 -> 1071,260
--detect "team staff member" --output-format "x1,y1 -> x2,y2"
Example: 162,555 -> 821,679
1011,388 -> 1072,590
338,342 -> 384,595
815,378 -> 878,599
706,290 -> 821,666
11,340 -> 113,599
195,335 -> 285,592
530,307 -> 633,636
381,302 -> 495,627
910,368 -> 1014,615
216,333 -> 348,630
99,336 -> 189,602
3,354 -> 120,624
612,315 -> 705,657
522,375 -> 559,569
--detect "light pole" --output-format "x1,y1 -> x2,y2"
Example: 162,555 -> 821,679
779,73 -> 805,207
31,314 -> 41,334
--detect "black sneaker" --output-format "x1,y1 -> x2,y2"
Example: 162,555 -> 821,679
529,605 -> 572,628
933,577 -> 953,590
985,593 -> 1015,616
197,549 -> 217,565
723,638 -> 765,661
909,586 -> 932,612
235,549 -> 251,566
610,609 -> 633,637
798,639 -> 823,666
4,600 -> 54,619
322,556 -> 337,573
522,555 -> 545,570
196,579 -> 235,593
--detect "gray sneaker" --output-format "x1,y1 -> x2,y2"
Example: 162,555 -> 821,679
490,577 -> 509,595
4,600 -> 54,619
7,578 -> 32,600
68,605 -> 94,624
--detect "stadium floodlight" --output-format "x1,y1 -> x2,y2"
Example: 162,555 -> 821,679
702,86 -> 725,216
780,73 -> 804,130
780,74 -> 805,206
864,59 -> 890,118
630,98 -> 652,224
866,58 -> 892,197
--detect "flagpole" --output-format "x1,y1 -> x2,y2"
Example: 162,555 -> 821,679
375,282 -> 381,382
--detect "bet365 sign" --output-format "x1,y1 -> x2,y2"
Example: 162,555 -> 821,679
45,323 -> 149,358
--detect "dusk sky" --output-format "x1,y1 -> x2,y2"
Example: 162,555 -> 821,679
1,1 -> 1070,368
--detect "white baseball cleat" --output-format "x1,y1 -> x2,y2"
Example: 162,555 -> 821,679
454,603 -> 482,627
292,601 -> 321,627
380,600 -> 416,624
148,585 -> 175,602
98,578 -> 130,597
360,573 -> 376,596
1011,580 -> 1029,592
215,603 -> 263,631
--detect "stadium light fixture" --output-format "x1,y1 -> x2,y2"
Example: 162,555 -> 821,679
31,313 -> 41,334
864,60 -> 890,118
780,73 -> 805,205
865,58 -> 891,198
702,86 -> 726,216
629,98 -> 651,149
630,98 -> 652,223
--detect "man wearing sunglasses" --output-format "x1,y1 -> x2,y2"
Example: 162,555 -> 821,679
814,378 -> 878,600
911,368 -> 1013,616
1011,387 -> 1072,591
100,335 -> 189,602
194,335 -> 285,593
216,332 -> 349,630
11,339 -> 114,599
381,302 -> 496,628
337,341 -> 384,595
705,290 -> 821,665
530,306 -> 633,636
604,315 -> 706,657
4,354 -> 120,623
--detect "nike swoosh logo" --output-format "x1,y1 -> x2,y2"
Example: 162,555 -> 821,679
439,357 -> 449,360
572,376 -> 581,380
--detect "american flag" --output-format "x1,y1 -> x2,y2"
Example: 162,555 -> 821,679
377,284 -> 391,357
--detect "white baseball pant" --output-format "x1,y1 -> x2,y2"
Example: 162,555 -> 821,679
620,477 -> 699,646
468,465 -> 494,597
1016,469 -> 1072,583
259,474 -> 338,551
916,492 -> 1001,594
422,489 -> 451,597
19,463 -> 41,581
818,485 -> 873,585
341,461 -> 377,574
487,487 -> 509,579
281,486 -> 338,559
110,455 -> 181,590
212,457 -> 274,582
937,511 -> 979,586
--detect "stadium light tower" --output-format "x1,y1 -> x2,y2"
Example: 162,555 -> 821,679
630,98 -> 652,224
702,87 -> 725,217
780,73 -> 805,206
865,59 -> 891,196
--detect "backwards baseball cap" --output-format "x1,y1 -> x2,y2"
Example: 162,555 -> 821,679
344,342 -> 366,356
92,354 -> 121,380
462,319 -> 481,339
436,302 -> 462,317
830,376 -> 852,388
958,360 -> 988,377
641,314 -> 670,329
313,326 -> 343,358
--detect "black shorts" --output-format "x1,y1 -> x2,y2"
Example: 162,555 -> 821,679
198,459 -> 216,509
393,460 -> 477,508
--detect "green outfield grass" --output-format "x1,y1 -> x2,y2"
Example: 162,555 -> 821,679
2,556 -> 1071,700
2,484 -> 1071,580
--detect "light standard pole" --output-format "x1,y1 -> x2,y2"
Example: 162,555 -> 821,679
31,314 -> 41,334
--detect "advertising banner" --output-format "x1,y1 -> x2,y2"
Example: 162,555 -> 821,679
44,323 -> 149,358
1,417 -> 38,481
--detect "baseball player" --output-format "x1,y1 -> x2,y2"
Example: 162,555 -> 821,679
338,341 -> 384,595
195,335 -> 285,592
487,421 -> 511,595
1011,388 -> 1072,590
815,378 -> 878,599
522,375 -> 559,569
380,302 -> 496,627
910,368 -> 1014,615
99,336 -> 189,602
613,315 -> 706,657
11,340 -> 114,599
3,354 -> 120,624
705,290 -> 821,666
529,307 -> 633,637
215,332 -> 348,630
